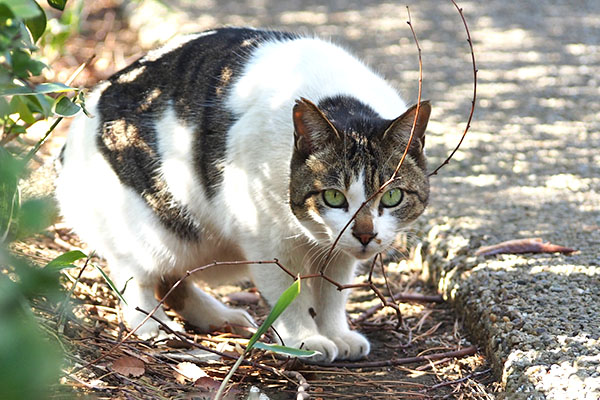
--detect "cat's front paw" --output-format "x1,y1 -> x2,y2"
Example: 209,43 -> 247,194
329,330 -> 370,360
219,308 -> 257,335
292,334 -> 339,362
122,304 -> 183,340
126,313 -> 184,340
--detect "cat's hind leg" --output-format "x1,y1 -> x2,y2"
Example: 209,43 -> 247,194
156,277 -> 256,334
109,261 -> 183,339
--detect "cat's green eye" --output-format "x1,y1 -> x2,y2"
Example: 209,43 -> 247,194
381,188 -> 403,208
323,189 -> 347,208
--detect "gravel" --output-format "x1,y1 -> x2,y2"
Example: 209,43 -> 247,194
418,1 -> 600,397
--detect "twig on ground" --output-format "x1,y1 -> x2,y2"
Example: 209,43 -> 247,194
68,259 -> 288,375
135,307 -> 277,375
475,238 -> 576,256
427,368 -> 491,391
312,345 -> 477,369
138,306 -> 315,399
352,292 -> 443,325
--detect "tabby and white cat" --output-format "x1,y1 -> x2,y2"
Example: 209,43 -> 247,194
56,27 -> 430,361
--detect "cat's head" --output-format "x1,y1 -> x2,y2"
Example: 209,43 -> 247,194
289,96 -> 430,260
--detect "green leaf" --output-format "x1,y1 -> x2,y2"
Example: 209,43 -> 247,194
246,278 -> 300,351
44,251 -> 127,303
9,124 -> 26,134
253,342 -> 318,358
0,0 -> 42,19
22,93 -> 50,116
0,4 -> 14,19
52,95 -> 79,117
45,250 -> 87,270
35,82 -> 74,94
12,49 -> 46,79
11,96 -> 35,124
47,0 -> 67,11
0,84 -> 34,96
0,82 -> 74,96
0,149 -> 21,242
0,97 -> 9,119
93,264 -> 127,305
74,90 -> 91,117
0,275 -> 63,399
15,197 -> 56,238
24,2 -> 46,43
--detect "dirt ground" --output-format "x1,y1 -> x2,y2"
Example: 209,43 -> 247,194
15,233 -> 496,399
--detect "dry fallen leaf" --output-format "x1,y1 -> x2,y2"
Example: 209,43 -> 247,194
111,356 -> 145,377
173,362 -> 208,384
197,376 -> 241,399
475,238 -> 576,256
195,376 -> 222,391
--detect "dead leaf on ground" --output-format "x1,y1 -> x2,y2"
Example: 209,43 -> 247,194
111,356 -> 145,377
475,238 -> 576,256
173,361 -> 208,384
192,376 -> 240,399
195,376 -> 222,391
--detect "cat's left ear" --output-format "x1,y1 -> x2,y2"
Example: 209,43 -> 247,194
382,101 -> 431,155
293,97 -> 341,157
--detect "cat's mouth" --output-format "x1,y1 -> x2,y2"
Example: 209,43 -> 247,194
346,245 -> 382,260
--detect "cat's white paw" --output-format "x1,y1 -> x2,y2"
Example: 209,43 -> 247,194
329,330 -> 370,360
184,304 -> 256,335
292,334 -> 339,362
127,313 -> 184,340
132,318 -> 184,340
122,304 -> 183,339
220,308 -> 256,334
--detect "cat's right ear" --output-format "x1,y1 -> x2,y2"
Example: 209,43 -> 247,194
293,97 -> 340,157
382,101 -> 431,156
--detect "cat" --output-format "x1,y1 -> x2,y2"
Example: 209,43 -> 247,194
55,27 -> 431,361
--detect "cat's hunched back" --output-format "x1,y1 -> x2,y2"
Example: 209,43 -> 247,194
56,27 -> 431,361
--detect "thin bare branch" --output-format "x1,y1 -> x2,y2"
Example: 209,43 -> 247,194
393,5 -> 424,178
427,368 -> 492,391
137,307 -> 280,374
429,0 -> 478,176
320,6 -> 425,273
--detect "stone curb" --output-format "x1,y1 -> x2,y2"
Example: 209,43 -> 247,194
421,219 -> 600,399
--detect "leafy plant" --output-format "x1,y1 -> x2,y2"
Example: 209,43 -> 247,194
46,249 -> 128,304
215,278 -> 317,399
0,1 -> 84,399
1,0 -> 82,152
0,249 -> 65,400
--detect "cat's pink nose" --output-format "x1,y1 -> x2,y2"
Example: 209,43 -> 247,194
353,232 -> 377,246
